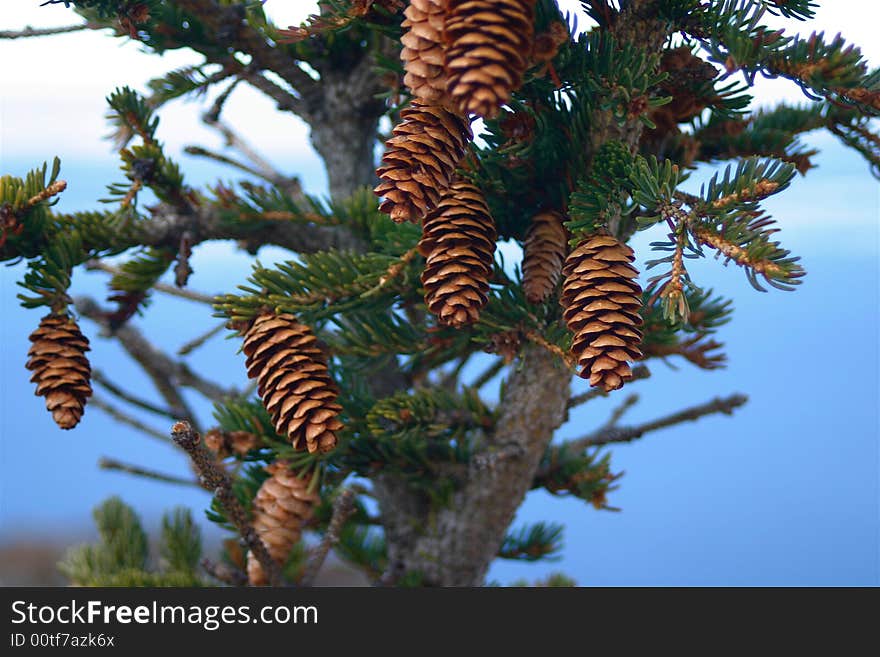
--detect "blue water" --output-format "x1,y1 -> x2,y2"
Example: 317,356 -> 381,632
0,137 -> 877,585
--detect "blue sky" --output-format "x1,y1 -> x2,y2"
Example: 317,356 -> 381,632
0,1 -> 877,585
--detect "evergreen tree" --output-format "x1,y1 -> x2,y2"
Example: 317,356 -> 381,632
1,0 -> 877,586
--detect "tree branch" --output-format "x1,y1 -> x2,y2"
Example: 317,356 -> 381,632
174,0 -> 319,115
566,364 -> 651,410
300,489 -> 357,587
0,24 -> 91,39
132,202 -> 364,255
98,456 -> 199,487
563,393 -> 748,451
75,296 -> 235,420
171,420 -> 282,587
85,260 -> 215,305
89,396 -> 171,444
92,369 -> 178,420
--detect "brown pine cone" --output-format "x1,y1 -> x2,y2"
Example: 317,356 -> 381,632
242,313 -> 343,454
26,313 -> 92,430
401,0 -> 450,103
247,462 -> 318,586
522,210 -> 568,304
444,0 -> 536,119
419,179 -> 496,327
560,234 -> 643,391
375,100 -> 472,223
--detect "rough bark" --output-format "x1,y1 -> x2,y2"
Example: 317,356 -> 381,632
373,344 -> 571,586
307,56 -> 387,201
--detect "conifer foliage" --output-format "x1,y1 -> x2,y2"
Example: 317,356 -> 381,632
2,0 -> 879,587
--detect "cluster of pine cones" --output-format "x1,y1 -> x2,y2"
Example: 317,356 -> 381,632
375,0 -> 644,391
22,0 -> 649,587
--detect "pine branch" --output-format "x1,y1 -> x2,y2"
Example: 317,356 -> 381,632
92,369 -> 178,420
300,489 -> 357,587
562,393 -> 748,451
90,396 -> 171,444
98,456 -> 199,487
75,296 -> 233,421
201,558 -> 247,586
86,259 -> 215,305
173,0 -> 319,114
0,24 -> 91,39
171,420 -> 283,587
177,322 -> 226,356
566,364 -> 651,409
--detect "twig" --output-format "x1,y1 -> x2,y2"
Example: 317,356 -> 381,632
98,456 -> 199,487
204,76 -> 241,124
564,393 -> 748,451
198,112 -> 307,200
524,330 -> 575,369
184,145 -> 278,184
90,396 -> 171,444
0,24 -> 90,39
300,489 -> 357,587
201,558 -> 248,586
566,364 -> 650,409
92,369 -> 178,420
171,420 -> 283,587
204,116 -> 284,184
85,260 -> 215,305
178,321 -> 227,356
75,296 -> 233,413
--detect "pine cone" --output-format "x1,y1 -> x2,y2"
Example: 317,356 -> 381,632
26,313 -> 92,430
560,234 -> 643,391
242,313 -> 343,454
419,179 -> 496,327
401,0 -> 450,103
375,100 -> 472,223
247,462 -> 318,586
522,210 -> 567,304
444,0 -> 535,119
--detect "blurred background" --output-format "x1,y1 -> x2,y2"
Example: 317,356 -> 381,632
0,1 -> 877,586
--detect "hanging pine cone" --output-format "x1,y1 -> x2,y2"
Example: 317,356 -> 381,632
419,179 -> 496,327
444,0 -> 536,119
26,313 -> 92,430
560,234 -> 643,392
242,313 -> 343,454
247,462 -> 318,586
522,210 -> 567,304
375,100 -> 472,223
401,0 -> 450,103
